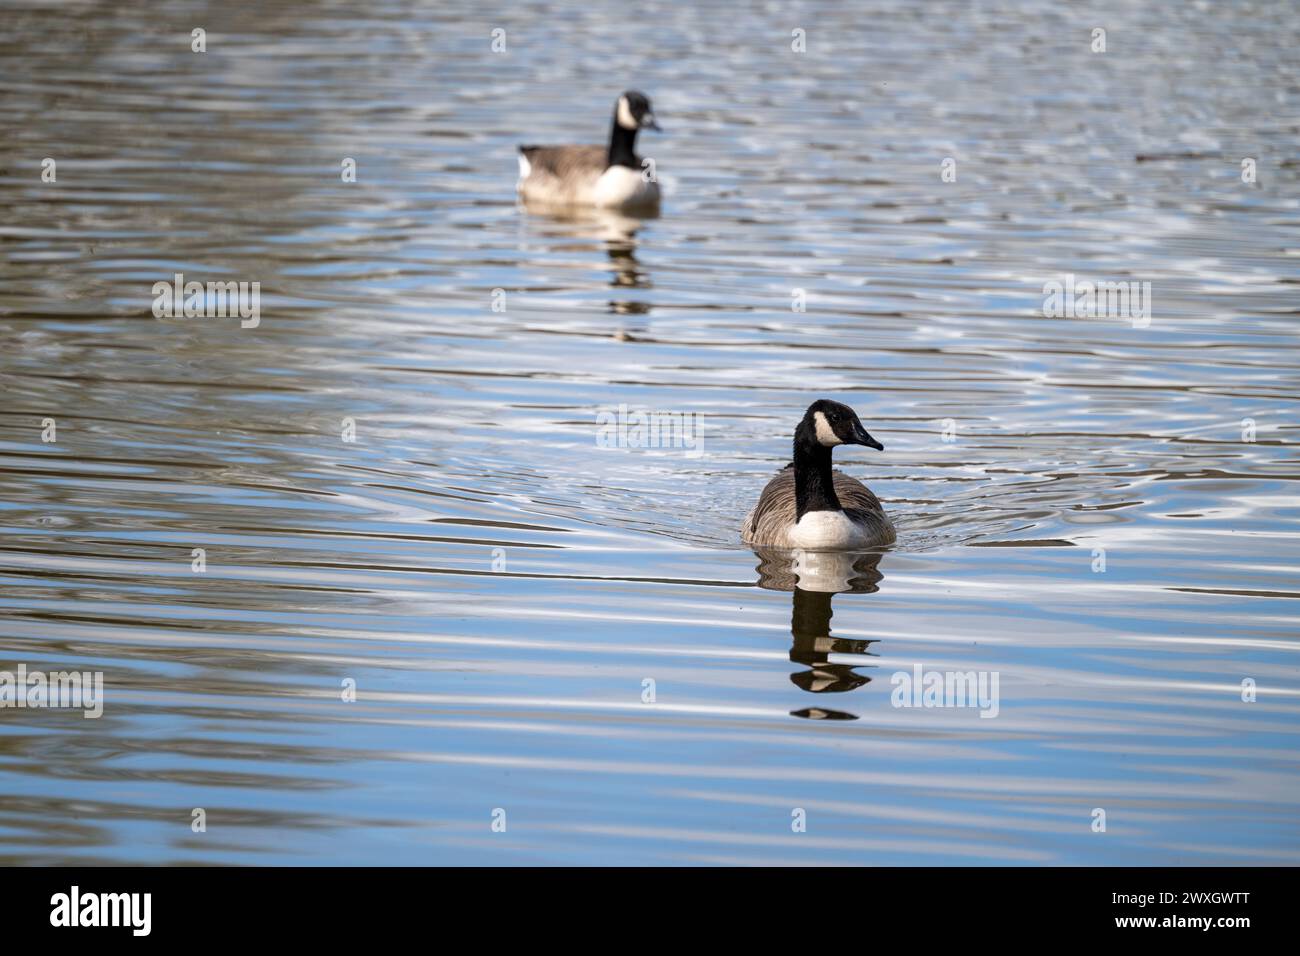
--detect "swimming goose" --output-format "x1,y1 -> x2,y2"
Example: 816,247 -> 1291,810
517,91 -> 661,211
742,400 -> 895,551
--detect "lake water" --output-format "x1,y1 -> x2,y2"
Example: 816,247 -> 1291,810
2,0 -> 1298,865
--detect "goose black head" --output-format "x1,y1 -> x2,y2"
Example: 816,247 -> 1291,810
616,90 -> 661,131
799,399 -> 884,451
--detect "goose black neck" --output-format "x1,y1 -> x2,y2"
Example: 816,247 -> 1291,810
793,423 -> 841,519
791,587 -> 834,644
607,119 -> 639,169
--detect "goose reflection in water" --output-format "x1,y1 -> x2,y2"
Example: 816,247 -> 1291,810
518,202 -> 655,318
752,548 -> 885,721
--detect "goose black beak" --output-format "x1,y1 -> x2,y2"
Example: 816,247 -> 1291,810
642,115 -> 661,131
851,424 -> 884,451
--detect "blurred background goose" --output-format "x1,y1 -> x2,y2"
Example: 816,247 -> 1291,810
517,90 -> 661,211
743,400 -> 895,550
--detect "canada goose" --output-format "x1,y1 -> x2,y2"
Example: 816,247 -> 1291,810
517,91 -> 661,211
743,400 -> 895,551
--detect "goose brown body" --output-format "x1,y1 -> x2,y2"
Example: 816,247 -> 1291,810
743,466 -> 894,549
517,145 -> 608,205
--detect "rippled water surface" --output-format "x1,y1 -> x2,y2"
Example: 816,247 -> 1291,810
2,0 -> 1299,864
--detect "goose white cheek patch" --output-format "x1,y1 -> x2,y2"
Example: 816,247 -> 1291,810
813,411 -> 842,446
616,97 -> 638,129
